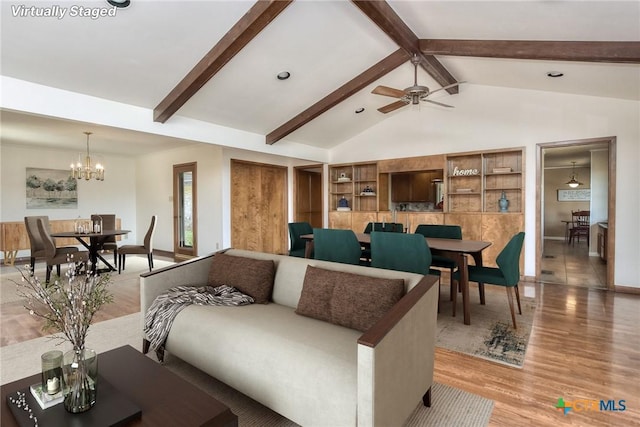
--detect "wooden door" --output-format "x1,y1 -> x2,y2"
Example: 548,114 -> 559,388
231,160 -> 287,254
294,166 -> 322,228
173,162 -> 197,260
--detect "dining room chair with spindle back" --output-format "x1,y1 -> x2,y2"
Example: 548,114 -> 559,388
414,224 -> 463,313
36,218 -> 88,283
288,222 -> 313,258
91,214 -> 118,267
118,215 -> 157,273
313,228 -> 364,266
569,210 -> 590,246
454,232 -> 525,328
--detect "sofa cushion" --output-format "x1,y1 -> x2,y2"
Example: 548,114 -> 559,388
208,253 -> 275,304
296,266 -> 404,332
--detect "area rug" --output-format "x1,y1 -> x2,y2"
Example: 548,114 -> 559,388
0,256 -> 175,305
1,313 -> 494,427
435,281 -> 535,368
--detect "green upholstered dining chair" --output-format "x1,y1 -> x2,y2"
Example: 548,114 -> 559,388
414,224 -> 462,313
455,232 -> 525,329
363,222 -> 404,233
313,228 -> 364,265
370,232 -> 442,309
288,222 -> 313,258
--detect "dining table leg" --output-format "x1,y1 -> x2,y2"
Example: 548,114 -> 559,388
470,252 -> 485,305
304,241 -> 314,259
457,252 -> 471,325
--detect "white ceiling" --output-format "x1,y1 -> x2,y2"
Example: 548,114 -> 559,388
1,0 -> 638,155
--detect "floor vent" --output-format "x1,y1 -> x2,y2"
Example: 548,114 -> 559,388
541,270 -> 554,275
543,255 -> 556,259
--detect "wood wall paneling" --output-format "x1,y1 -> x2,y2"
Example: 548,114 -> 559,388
351,212 -> 378,233
328,211 -> 352,230
444,213 -> 482,241
481,213 -> 524,268
377,154 -> 446,173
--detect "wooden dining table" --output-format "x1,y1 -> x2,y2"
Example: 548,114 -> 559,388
301,232 -> 492,325
50,230 -> 130,274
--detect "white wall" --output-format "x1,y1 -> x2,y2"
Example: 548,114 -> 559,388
0,142 -> 137,259
329,84 -> 640,287
136,143 -> 224,255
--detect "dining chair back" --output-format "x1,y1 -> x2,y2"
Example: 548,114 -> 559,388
288,222 -> 313,258
457,232 -> 525,328
24,215 -> 49,271
313,228 -> 363,265
36,218 -> 86,282
118,215 -> 157,273
363,222 -> 404,233
569,210 -> 590,245
370,232 -> 433,275
414,224 -> 463,313
91,214 -> 118,266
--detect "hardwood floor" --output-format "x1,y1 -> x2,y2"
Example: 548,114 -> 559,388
540,238 -> 607,288
2,258 -> 638,426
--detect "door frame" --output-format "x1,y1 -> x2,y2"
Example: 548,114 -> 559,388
173,162 -> 198,260
536,136 -> 616,289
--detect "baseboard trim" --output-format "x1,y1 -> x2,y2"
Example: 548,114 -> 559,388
615,285 -> 640,294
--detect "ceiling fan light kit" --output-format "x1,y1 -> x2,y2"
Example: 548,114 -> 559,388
372,55 -> 463,113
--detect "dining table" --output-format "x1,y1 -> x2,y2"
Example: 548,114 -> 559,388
300,232 -> 492,326
50,229 -> 130,274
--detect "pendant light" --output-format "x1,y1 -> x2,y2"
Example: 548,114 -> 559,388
70,132 -> 105,181
565,161 -> 582,188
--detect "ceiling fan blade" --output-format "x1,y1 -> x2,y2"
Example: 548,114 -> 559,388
372,85 -> 406,98
378,100 -> 409,114
423,99 -> 454,108
428,81 -> 467,95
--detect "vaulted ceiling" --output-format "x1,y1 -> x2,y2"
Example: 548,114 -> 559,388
1,0 -> 639,156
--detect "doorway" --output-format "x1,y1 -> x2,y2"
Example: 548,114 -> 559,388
173,162 -> 197,261
293,165 -> 323,228
536,137 -> 616,290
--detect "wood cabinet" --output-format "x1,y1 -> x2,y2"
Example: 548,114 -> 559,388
446,149 -> 523,213
329,162 -> 378,212
598,223 -> 608,262
391,171 -> 442,203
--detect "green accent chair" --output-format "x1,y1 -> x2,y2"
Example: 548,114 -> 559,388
370,232 -> 442,308
363,222 -> 404,233
313,228 -> 364,265
455,232 -> 525,329
288,222 -> 313,258
414,224 -> 462,311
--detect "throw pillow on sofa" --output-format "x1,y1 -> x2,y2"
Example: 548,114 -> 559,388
208,253 -> 275,304
296,265 -> 404,332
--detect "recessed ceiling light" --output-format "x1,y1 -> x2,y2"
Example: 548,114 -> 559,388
107,0 -> 130,7
547,71 -> 564,78
355,107 -> 365,114
276,71 -> 291,80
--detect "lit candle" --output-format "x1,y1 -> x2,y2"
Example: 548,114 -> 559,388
47,377 -> 59,394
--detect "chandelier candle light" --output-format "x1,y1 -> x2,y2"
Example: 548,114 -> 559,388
71,132 -> 105,181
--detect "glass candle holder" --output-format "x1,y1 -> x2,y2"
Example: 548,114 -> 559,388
41,350 -> 63,395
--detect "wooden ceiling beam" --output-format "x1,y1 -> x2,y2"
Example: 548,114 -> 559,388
419,39 -> 640,63
153,0 -> 293,123
350,0 -> 458,94
266,49 -> 410,145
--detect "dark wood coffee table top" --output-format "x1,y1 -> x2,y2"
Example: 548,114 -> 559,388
1,345 -> 237,427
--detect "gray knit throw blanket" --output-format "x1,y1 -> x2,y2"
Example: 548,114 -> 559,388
144,284 -> 254,353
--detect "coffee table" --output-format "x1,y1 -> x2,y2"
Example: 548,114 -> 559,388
1,345 -> 237,427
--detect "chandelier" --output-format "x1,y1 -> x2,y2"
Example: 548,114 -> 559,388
565,161 -> 582,188
70,132 -> 105,181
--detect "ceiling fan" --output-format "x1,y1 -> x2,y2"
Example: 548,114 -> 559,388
372,55 -> 464,114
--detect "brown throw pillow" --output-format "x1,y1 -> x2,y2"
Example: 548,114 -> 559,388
296,266 -> 404,332
208,253 -> 275,304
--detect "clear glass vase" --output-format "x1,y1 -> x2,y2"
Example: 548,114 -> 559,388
62,348 -> 98,413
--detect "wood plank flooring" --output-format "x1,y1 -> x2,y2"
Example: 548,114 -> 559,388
2,257 -> 638,426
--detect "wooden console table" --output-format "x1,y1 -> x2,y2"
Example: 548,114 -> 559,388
0,218 -> 121,265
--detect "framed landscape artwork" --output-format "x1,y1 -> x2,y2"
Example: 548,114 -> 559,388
26,168 -> 78,209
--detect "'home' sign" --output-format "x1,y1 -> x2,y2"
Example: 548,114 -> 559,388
452,166 -> 480,176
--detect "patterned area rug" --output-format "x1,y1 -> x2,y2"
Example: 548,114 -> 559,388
435,280 -> 535,368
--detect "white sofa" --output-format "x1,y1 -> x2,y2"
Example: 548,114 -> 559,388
140,249 -> 439,427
